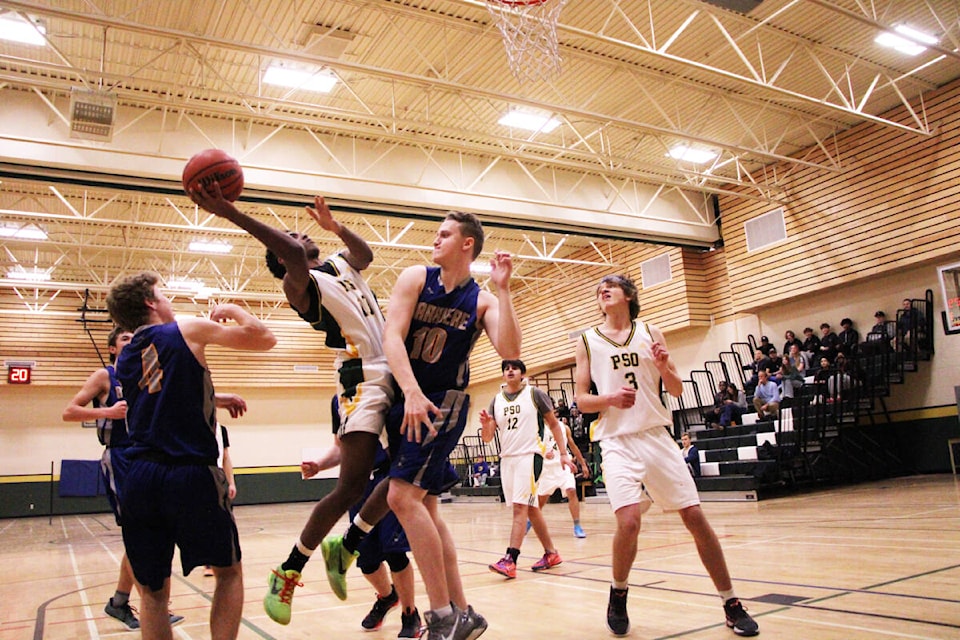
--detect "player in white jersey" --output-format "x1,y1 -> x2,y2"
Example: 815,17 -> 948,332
480,359 -> 573,579
190,188 -> 393,625
535,419 -> 589,538
574,275 -> 759,638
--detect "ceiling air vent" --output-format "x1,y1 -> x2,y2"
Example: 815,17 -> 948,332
69,89 -> 116,142
745,208 -> 787,252
641,253 -> 672,289
701,0 -> 763,14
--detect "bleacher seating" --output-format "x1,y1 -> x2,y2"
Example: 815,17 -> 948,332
677,289 -> 934,500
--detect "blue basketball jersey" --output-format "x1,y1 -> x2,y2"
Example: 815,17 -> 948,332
93,365 -> 131,449
406,266 -> 481,393
116,322 -> 217,462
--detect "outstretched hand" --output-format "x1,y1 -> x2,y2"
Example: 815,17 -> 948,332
488,251 -> 513,289
188,182 -> 235,217
305,195 -> 341,234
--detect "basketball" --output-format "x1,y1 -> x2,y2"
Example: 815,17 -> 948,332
182,149 -> 244,201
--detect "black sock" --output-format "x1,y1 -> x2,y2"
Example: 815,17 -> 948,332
281,545 -> 311,573
343,523 -> 367,553
506,547 -> 520,563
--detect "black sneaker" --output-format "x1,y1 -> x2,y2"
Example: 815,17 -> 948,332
362,586 -> 399,631
104,599 -> 139,630
606,587 -> 629,636
399,607 -> 423,638
724,598 -> 759,636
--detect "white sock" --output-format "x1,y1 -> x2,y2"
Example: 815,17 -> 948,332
353,513 -> 375,533
720,589 -> 736,603
296,540 -> 314,557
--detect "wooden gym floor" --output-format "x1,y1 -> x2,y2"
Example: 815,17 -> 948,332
3,474 -> 960,640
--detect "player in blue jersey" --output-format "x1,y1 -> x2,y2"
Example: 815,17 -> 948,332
107,272 -> 275,640
190,186 -> 395,622
383,211 -> 521,640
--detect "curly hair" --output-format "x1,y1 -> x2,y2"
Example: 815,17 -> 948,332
107,271 -> 160,333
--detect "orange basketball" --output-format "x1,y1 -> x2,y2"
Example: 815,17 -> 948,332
182,149 -> 244,201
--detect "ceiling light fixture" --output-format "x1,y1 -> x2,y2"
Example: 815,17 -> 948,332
498,110 -> 561,133
188,240 -> 233,254
166,278 -> 204,292
0,223 -> 48,240
875,24 -> 938,56
0,12 -> 46,46
469,261 -> 493,275
5,267 -> 51,282
667,145 -> 718,164
263,64 -> 337,93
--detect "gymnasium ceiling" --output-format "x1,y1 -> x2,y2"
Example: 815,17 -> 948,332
0,0 -> 958,314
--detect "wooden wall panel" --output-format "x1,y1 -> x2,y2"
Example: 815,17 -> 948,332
719,77 -> 960,312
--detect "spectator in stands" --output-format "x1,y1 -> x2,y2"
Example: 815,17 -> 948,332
680,433 -> 700,477
838,318 -> 860,357
898,298 -> 925,351
703,380 -> 731,428
472,457 -> 491,487
828,353 -> 854,399
554,397 -> 571,422
818,323 -> 841,362
779,354 -> 805,400
743,350 -> 764,394
764,348 -> 782,382
752,370 -> 780,421
801,327 -> 821,369
758,335 -> 776,357
782,330 -> 802,359
719,382 -> 746,428
812,356 -> 833,404
787,343 -> 808,371
869,310 -> 894,349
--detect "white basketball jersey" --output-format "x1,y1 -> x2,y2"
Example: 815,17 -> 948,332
540,423 -> 566,468
310,253 -> 386,365
493,384 -> 545,458
581,320 -> 672,440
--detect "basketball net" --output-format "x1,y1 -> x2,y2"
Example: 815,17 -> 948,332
486,0 -> 567,83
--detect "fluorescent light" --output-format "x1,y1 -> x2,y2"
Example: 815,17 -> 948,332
0,12 -> 46,46
470,261 -> 492,275
6,268 -> 51,282
166,278 -> 204,292
0,223 -> 47,240
875,25 -> 937,56
498,110 -> 561,133
263,64 -> 337,93
667,145 -> 718,164
189,240 -> 232,254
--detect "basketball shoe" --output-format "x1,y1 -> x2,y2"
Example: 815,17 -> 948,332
531,550 -> 562,571
488,555 -> 517,579
606,586 -> 630,636
399,607 -> 423,638
321,534 -> 358,600
361,586 -> 399,631
263,566 -> 302,625
724,598 -> 759,636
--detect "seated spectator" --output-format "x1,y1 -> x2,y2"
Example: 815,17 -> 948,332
787,343 -> 809,371
838,318 -> 860,356
782,330 -> 802,359
828,354 -> 854,399
779,355 -> 805,400
763,348 -> 782,383
758,335 -> 776,357
897,298 -> 925,351
703,380 -> 731,428
752,370 -> 780,421
719,382 -> 746,428
818,323 -> 841,362
868,310 -> 894,349
472,457 -> 490,487
812,356 -> 833,403
743,349 -> 764,394
680,432 -> 700,477
802,327 -> 821,369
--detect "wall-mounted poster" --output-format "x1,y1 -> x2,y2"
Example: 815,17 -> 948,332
938,262 -> 960,335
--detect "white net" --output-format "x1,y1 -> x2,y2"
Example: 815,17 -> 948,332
486,0 -> 567,83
